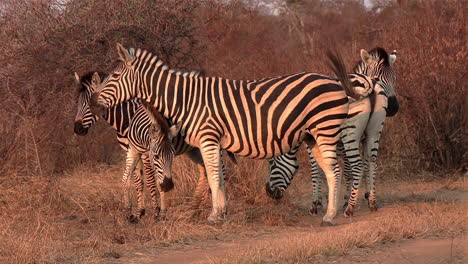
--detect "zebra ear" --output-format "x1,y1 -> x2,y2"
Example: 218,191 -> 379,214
360,49 -> 373,65
74,72 -> 80,84
91,72 -> 101,86
168,123 -> 182,139
116,43 -> 133,62
149,123 -> 162,139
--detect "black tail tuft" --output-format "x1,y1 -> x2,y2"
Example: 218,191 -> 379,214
326,50 -> 357,100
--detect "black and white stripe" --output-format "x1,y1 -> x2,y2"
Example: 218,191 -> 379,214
91,44 -> 373,225
263,47 -> 398,217
74,70 -> 213,220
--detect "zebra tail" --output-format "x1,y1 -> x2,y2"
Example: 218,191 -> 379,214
226,151 -> 238,164
325,50 -> 358,100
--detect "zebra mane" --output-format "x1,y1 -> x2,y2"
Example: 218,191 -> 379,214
352,47 -> 391,72
77,71 -> 106,93
133,48 -> 206,78
140,100 -> 170,135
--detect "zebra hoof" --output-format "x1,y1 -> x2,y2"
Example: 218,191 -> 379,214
369,203 -> 378,212
342,201 -> 349,210
320,221 -> 334,227
160,177 -> 174,192
127,214 -> 139,223
156,209 -> 168,221
364,192 -> 370,200
344,206 -> 354,217
137,208 -> 146,218
309,207 -> 318,215
309,200 -> 323,215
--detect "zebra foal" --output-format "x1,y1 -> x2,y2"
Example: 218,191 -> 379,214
74,71 -> 217,220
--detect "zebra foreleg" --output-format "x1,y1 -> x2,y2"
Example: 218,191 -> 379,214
141,154 -> 163,220
122,148 -> 140,222
132,159 -> 146,219
200,141 -> 226,224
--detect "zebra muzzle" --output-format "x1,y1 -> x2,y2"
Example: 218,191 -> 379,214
265,183 -> 285,200
74,122 -> 88,135
160,176 -> 174,192
386,96 -> 399,117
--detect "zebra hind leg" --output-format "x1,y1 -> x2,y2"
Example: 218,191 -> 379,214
307,145 -> 323,215
309,142 -> 341,226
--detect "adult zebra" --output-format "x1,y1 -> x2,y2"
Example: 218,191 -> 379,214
265,47 -> 398,217
90,43 -> 374,225
74,70 -> 215,220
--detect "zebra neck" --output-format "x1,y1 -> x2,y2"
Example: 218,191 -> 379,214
139,68 -> 203,126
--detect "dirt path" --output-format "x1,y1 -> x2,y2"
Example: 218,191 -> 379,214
110,206 -> 466,264
107,179 -> 467,264
113,234 -> 466,264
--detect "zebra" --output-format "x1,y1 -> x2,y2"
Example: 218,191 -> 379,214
123,100 -> 181,220
90,43 -> 375,226
264,47 -> 398,217
265,71 -> 382,201
74,70 -> 217,220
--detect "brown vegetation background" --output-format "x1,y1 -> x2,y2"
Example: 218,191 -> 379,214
0,0 -> 466,262
0,0 -> 465,177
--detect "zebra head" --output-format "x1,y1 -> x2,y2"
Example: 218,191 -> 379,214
74,72 -> 103,136
265,146 -> 300,200
356,47 -> 399,117
90,43 -> 139,116
143,103 -> 181,192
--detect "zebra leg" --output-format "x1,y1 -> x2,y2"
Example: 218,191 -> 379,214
200,141 -> 226,224
309,142 -> 341,226
141,154 -> 163,220
192,163 -> 209,211
363,113 -> 386,212
265,145 -> 300,200
342,145 -> 353,210
123,148 -> 140,222
132,159 -> 146,219
342,113 -> 369,217
307,145 -> 324,215
184,148 -> 209,211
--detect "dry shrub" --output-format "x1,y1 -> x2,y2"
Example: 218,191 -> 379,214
0,0 -> 202,176
0,0 -> 464,177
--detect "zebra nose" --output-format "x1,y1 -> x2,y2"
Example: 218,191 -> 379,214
386,96 -> 399,117
265,183 -> 285,200
74,121 -> 88,135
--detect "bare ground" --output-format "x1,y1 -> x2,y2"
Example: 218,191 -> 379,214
108,176 -> 467,264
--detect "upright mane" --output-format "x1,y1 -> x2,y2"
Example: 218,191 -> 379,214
352,47 -> 391,72
141,100 -> 170,135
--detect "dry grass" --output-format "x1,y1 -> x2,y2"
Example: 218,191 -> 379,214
0,0 -> 465,176
0,156 -> 465,263
0,0 -> 466,262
